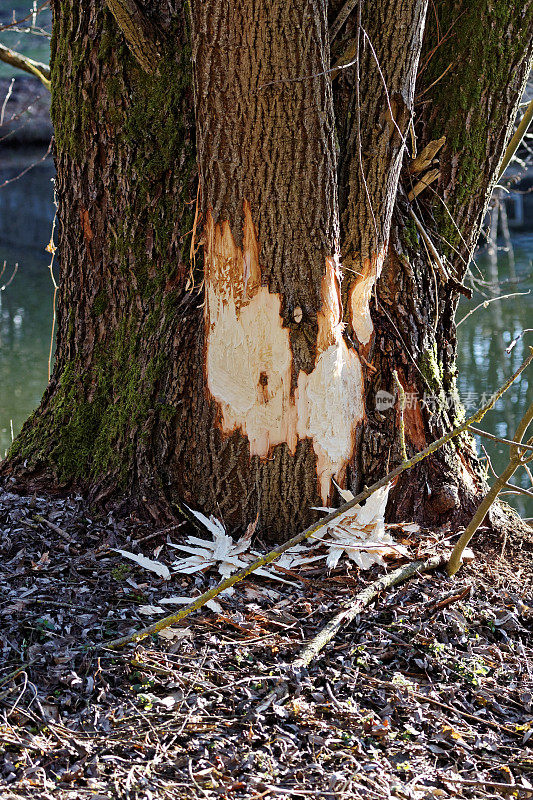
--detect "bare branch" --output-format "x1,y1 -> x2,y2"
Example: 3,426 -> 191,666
502,482 -> 533,500
468,425 -> 533,453
0,43 -> 50,90
457,291 -> 530,327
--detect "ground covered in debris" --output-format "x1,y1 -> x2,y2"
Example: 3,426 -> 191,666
1,486 -> 532,800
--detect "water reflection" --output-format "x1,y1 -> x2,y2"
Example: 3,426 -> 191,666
0,152 -> 531,515
457,238 -> 533,516
0,151 -> 54,457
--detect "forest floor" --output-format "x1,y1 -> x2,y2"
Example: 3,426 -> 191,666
0,485 -> 532,800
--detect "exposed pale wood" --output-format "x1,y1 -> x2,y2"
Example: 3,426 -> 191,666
192,0 -> 364,518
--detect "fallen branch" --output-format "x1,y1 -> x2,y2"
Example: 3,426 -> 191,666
292,552 -> 456,671
100,349 -> 533,650
256,551 -> 470,711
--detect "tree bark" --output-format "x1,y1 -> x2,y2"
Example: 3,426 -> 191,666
353,0 -> 533,524
189,0 -> 366,534
5,0 -> 199,519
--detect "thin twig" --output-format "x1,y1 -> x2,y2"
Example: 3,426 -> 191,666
32,513 -> 70,542
99,349 -> 533,650
506,328 -> 533,354
0,78 -> 14,126
468,425 -> 533,453
457,291 -> 530,326
0,1 -> 50,33
502,482 -> 533,500
409,208 -> 450,281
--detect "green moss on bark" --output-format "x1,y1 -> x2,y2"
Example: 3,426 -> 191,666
418,0 -> 533,256
12,5 -> 198,490
10,315 -> 167,486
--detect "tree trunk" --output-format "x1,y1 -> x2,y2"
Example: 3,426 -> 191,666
5,0 -> 199,519
344,0 -> 533,525
4,0 -> 533,540
7,0 -> 367,537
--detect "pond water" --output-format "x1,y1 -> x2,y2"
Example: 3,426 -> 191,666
0,152 -> 531,516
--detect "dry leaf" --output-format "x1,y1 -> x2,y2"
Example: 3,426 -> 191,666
157,626 -> 192,641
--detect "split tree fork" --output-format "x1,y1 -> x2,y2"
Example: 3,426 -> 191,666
3,0 -> 533,541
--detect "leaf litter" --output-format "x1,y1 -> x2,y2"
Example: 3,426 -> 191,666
0,484 -> 533,799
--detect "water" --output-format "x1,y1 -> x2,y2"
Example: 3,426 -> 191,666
0,5 -> 52,80
0,153 -> 531,516
457,238 -> 533,517
0,150 -> 55,456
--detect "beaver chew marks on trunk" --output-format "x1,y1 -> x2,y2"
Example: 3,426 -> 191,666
347,251 -> 386,346
205,201 -> 364,503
